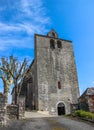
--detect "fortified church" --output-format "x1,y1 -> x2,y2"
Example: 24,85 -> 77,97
12,30 -> 80,115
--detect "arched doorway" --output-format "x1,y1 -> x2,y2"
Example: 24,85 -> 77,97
57,103 -> 65,115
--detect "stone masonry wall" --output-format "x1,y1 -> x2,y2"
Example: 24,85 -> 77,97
0,93 -> 7,126
0,93 -> 25,126
7,105 -> 18,119
18,96 -> 25,119
7,97 -> 25,120
35,33 -> 80,114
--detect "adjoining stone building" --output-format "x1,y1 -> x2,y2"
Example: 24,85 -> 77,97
79,87 -> 94,112
12,30 -> 80,115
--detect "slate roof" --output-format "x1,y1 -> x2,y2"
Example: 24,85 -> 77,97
86,87 -> 94,95
79,87 -> 94,98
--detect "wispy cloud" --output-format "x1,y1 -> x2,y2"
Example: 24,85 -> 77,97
0,23 -> 22,32
0,0 -> 51,52
0,37 -> 34,50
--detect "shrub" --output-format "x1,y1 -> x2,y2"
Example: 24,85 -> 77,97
75,110 -> 94,120
75,110 -> 82,117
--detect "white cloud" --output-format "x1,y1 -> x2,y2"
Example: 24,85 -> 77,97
21,0 -> 44,16
0,22 -> 48,35
0,23 -> 22,32
0,0 -> 51,51
0,37 -> 34,50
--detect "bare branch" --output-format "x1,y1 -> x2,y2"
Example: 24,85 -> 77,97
0,56 -> 29,104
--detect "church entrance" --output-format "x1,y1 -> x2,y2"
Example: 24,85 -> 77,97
57,103 -> 65,115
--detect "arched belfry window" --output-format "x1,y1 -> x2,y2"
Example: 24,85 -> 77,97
58,81 -> 61,89
47,30 -> 58,38
57,40 -> 62,48
52,32 -> 55,38
50,39 -> 55,49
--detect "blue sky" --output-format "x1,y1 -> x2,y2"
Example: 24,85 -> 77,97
0,0 -> 94,96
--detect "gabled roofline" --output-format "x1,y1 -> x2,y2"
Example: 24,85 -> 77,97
79,88 -> 88,99
34,34 -> 72,43
79,87 -> 94,99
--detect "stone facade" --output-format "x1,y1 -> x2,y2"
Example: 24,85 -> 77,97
79,87 -> 94,112
12,30 -> 80,115
0,93 -> 7,126
7,96 -> 25,120
0,93 -> 25,126
18,96 -> 25,119
7,105 -> 18,119
34,30 -> 79,115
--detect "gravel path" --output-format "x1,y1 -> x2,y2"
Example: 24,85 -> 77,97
0,117 -> 94,130
24,111 -> 56,118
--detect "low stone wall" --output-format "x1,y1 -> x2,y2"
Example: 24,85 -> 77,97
7,105 -> 18,119
0,94 -> 25,127
0,93 -> 7,126
7,96 -> 25,120
18,96 -> 25,119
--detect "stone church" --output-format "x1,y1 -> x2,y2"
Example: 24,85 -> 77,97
12,29 -> 80,115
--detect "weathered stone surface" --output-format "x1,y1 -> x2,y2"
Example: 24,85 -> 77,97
13,30 -> 80,115
7,105 -> 18,119
34,30 -> 80,114
18,96 -> 25,119
0,93 -> 7,126
7,96 -> 25,120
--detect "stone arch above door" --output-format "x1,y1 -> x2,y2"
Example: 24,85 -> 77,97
56,101 -> 66,115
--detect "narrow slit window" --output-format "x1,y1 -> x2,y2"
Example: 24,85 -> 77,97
58,81 -> 61,89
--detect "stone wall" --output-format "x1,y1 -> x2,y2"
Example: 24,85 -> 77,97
35,31 -> 80,114
7,105 -> 18,119
0,94 -> 25,127
7,96 -> 25,120
18,96 -> 25,119
15,30 -> 79,115
0,93 -> 7,126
